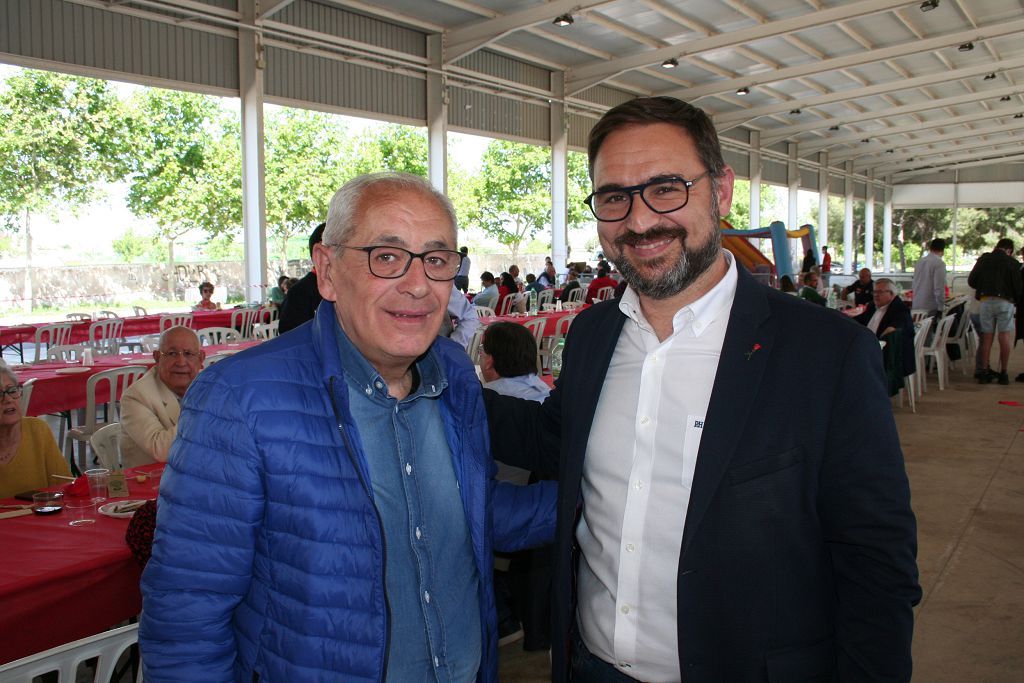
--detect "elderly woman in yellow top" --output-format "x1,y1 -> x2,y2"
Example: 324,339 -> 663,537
0,363 -> 70,499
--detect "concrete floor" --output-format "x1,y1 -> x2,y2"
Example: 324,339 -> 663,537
499,348 -> 1024,682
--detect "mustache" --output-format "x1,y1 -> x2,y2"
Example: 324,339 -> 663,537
614,226 -> 688,248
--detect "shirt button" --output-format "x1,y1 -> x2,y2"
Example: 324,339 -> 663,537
634,480 -> 643,490
415,527 -> 422,540
620,605 -> 630,615
374,381 -> 383,390
626,543 -> 635,552
434,656 -> 440,668
364,387 -> 372,396
639,416 -> 650,425
424,591 -> 431,603
405,463 -> 412,475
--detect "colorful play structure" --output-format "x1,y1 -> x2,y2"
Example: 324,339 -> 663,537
720,218 -> 820,283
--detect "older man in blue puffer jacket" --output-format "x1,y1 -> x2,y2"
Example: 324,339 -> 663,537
139,173 -> 557,682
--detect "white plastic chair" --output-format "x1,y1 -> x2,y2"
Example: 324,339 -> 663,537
96,310 -> 118,320
32,323 -> 74,363
475,306 -> 496,318
203,353 -> 229,368
911,316 -> 934,397
44,344 -> 92,364
132,305 -> 147,316
252,320 -> 280,340
594,286 -> 615,302
921,314 -> 956,391
88,318 -> 124,355
467,326 -> 486,365
18,377 -> 35,415
537,289 -> 554,308
196,327 -> 242,346
257,305 -> 278,322
496,294 -> 517,316
521,318 -> 547,373
65,313 -> 92,322
0,622 -> 141,683
231,307 -> 261,339
139,334 -> 162,352
64,366 -> 148,474
90,422 -> 122,470
910,310 -> 928,324
539,314 -> 576,373
945,310 -> 974,376
566,287 -> 585,304
159,313 -> 193,332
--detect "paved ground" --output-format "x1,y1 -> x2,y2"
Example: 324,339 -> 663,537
499,345 -> 1024,682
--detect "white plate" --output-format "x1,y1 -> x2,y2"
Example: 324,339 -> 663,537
98,500 -> 147,518
55,367 -> 92,375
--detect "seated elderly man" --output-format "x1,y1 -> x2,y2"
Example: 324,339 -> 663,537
480,322 -> 550,403
842,268 -> 875,306
475,271 -> 500,309
854,278 -> 915,379
119,326 -> 205,468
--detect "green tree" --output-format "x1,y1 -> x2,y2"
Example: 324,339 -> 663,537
891,208 -> 950,271
124,89 -> 241,285
264,107 -> 353,273
112,228 -> 149,263
0,69 -> 130,308
353,124 -> 428,177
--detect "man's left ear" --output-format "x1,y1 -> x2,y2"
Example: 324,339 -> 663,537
717,165 -> 736,218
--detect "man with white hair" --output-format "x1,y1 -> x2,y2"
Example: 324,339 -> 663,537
119,326 -> 204,468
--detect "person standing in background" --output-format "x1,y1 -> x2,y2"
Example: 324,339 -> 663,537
911,238 -> 947,320
278,223 -> 325,334
454,246 -> 471,293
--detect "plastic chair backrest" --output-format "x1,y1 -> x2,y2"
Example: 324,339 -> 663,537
203,353 -> 229,368
926,314 -> 956,353
0,622 -> 140,683
97,310 -> 118,320
258,305 -> 278,323
231,307 -> 260,339
497,295 -> 516,316
33,323 -> 74,362
65,313 -> 92,321
88,318 -> 124,355
913,317 -> 933,356
19,377 -> 35,415
595,286 -> 615,302
537,289 -> 554,307
132,305 -> 148,316
196,327 -> 241,346
44,344 -> 90,364
467,326 -> 486,365
475,306 -> 496,318
90,422 -> 122,470
159,313 -> 193,332
82,366 -> 149,432
252,320 -> 280,340
567,287 -> 585,303
521,318 -> 546,347
552,314 -> 577,345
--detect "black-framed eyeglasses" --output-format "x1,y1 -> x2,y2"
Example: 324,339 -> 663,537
333,245 -> 463,281
0,385 -> 24,400
160,350 -> 202,362
584,172 -> 710,221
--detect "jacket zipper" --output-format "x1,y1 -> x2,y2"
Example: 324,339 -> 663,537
328,375 -> 392,682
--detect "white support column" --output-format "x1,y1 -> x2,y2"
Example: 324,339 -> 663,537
951,170 -> 960,272
426,35 -> 447,195
787,142 -> 799,231
883,184 -> 893,273
749,131 -> 761,231
843,161 -> 854,275
239,0 -> 267,302
550,73 -> 568,272
817,152 -> 828,253
864,171 -> 875,271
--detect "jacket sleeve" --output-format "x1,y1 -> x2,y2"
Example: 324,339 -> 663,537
483,388 -> 562,478
138,371 -> 265,683
490,480 -> 557,552
819,330 -> 922,681
120,386 -> 175,463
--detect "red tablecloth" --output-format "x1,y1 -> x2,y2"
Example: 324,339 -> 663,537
15,341 -> 260,416
1,309 -> 245,347
478,307 -> 586,337
0,463 -> 163,664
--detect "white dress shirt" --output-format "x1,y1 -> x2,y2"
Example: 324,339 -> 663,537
867,302 -> 890,335
446,285 -> 479,350
577,252 -> 738,682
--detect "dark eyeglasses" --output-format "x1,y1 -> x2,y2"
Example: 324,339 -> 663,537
584,172 -> 710,222
333,245 -> 463,281
0,385 -> 24,400
160,350 -> 202,361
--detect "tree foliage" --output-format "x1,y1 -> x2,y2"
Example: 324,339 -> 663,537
352,124 -> 428,177
112,228 -> 149,263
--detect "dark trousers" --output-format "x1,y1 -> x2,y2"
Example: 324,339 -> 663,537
571,632 -> 640,682
454,275 -> 469,293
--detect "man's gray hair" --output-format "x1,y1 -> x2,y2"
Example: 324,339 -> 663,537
875,277 -> 897,294
159,326 -> 200,350
323,172 -> 458,247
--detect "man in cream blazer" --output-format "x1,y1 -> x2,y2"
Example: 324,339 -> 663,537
121,326 -> 204,467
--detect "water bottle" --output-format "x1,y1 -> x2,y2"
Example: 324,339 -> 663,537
529,290 -> 538,315
81,348 -> 94,366
550,338 -> 565,379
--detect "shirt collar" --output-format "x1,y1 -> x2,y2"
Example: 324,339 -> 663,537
335,317 -> 446,402
617,249 -> 738,339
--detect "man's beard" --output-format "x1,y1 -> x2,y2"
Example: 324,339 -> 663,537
612,212 -> 722,300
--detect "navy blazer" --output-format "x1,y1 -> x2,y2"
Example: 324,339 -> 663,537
485,266 -> 921,682
854,296 -> 916,378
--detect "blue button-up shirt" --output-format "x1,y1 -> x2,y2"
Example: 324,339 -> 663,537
338,323 -> 481,682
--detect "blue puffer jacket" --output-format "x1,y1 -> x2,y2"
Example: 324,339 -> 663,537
139,302 -> 557,682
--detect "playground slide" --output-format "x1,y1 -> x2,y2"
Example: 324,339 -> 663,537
723,233 -> 773,272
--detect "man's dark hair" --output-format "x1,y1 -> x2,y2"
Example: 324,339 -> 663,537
930,238 -> 946,252
309,222 -> 326,258
480,271 -> 495,285
995,238 -> 1014,252
802,272 -> 817,285
277,275 -> 289,286
482,322 -> 538,378
199,281 -> 214,293
460,246 -> 469,255
525,273 -> 536,283
587,97 -> 726,185
597,267 -> 609,278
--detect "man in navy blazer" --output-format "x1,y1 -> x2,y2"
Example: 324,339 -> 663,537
484,97 -> 920,682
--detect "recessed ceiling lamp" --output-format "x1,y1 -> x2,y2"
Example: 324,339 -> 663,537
919,0 -> 939,11
886,149 -> 895,153
789,108 -> 801,114
958,41 -> 974,52
907,157 -> 915,162
829,125 -> 840,131
552,14 -> 573,27
1000,96 -> 1012,101
1016,114 -> 1024,119
736,86 -> 750,95
984,73 -> 997,80
661,58 -> 679,69
860,138 -> 870,143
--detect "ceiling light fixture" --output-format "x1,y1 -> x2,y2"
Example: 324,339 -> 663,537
552,13 -> 573,27
736,86 -> 750,95
861,138 -> 870,143
1016,114 -> 1024,119
829,125 -> 840,131
984,73 -> 997,80
1000,96 -> 1012,101
958,41 -> 974,52
789,108 -> 801,115
886,149 -> 895,154
919,0 -> 939,11
661,58 -> 679,69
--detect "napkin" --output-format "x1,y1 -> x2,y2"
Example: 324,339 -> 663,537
0,509 -> 32,520
61,476 -> 91,497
